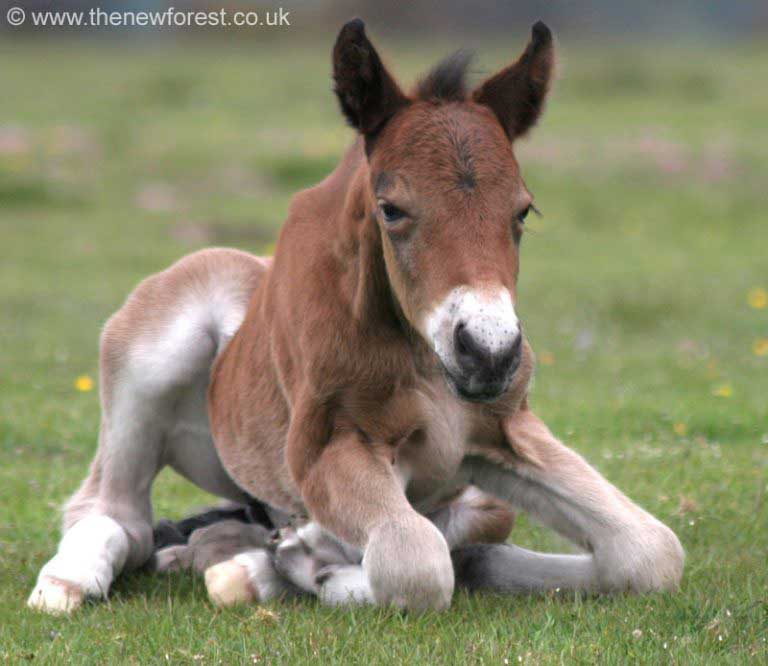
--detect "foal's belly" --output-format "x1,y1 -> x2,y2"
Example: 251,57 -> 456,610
165,372 -> 253,504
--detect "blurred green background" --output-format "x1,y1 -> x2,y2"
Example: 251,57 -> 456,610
0,2 -> 766,663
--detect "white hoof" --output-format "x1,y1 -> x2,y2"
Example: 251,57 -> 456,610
27,576 -> 86,614
205,559 -> 257,607
316,565 -> 374,606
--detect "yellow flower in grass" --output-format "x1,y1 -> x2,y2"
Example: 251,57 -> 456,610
747,287 -> 767,310
74,375 -> 94,392
539,351 -> 555,366
713,383 -> 732,398
673,422 -> 687,436
753,338 -> 768,357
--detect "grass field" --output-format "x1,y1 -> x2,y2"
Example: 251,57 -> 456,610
0,32 -> 766,664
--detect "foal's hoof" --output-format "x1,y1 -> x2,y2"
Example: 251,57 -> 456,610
205,559 -> 257,607
27,576 -> 85,614
316,564 -> 374,606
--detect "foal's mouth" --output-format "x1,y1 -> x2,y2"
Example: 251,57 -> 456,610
441,361 -> 519,404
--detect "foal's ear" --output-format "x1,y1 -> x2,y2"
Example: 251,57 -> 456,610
332,19 -> 409,137
472,21 -> 554,140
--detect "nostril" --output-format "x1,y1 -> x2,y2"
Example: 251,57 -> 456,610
511,333 -> 523,358
489,333 -> 523,378
505,334 -> 523,366
454,322 -> 475,359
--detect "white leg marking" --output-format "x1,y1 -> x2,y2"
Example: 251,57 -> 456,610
317,565 -> 375,606
28,516 -> 130,613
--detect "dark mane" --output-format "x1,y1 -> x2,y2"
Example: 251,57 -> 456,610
415,50 -> 473,102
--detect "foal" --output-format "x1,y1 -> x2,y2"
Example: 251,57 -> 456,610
28,20 -> 684,614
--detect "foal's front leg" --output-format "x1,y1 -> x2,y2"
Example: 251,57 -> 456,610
270,486 -> 515,606
297,430 -> 454,611
461,407 -> 684,594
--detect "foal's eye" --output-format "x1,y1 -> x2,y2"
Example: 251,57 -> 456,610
378,201 -> 406,224
517,205 -> 532,225
516,203 -> 540,226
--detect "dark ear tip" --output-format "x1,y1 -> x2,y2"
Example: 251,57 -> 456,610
339,17 -> 366,38
531,21 -> 552,45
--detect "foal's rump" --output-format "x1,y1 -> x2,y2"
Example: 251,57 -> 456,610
101,247 -> 269,387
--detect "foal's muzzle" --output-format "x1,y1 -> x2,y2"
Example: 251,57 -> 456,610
424,286 -> 522,403
447,323 -> 523,403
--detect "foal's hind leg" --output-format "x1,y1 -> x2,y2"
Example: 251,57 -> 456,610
27,384 -> 164,613
28,249 -> 263,613
28,331 -> 209,612
26,302 -> 184,614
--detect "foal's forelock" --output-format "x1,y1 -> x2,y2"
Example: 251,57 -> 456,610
414,50 -> 474,103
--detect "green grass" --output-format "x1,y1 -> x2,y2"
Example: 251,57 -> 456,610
1,35 -> 766,664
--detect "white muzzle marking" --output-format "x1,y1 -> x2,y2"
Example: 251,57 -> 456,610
423,287 -> 519,374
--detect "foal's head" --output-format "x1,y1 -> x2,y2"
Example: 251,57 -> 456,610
333,19 -> 554,402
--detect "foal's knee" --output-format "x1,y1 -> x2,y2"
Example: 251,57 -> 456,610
363,517 -> 454,611
596,520 -> 684,593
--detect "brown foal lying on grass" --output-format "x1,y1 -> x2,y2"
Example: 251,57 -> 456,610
28,19 -> 684,615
